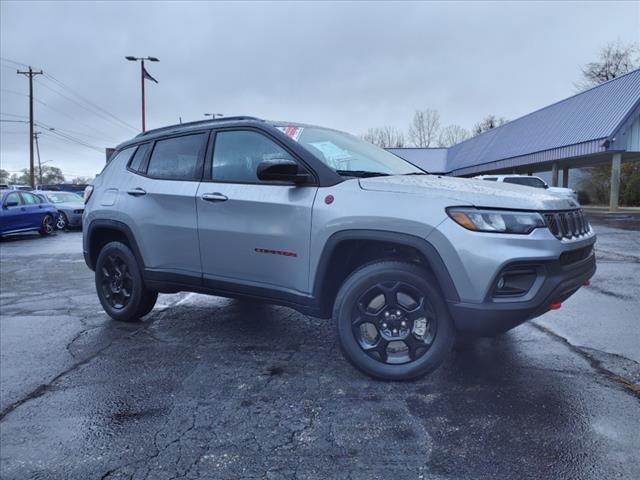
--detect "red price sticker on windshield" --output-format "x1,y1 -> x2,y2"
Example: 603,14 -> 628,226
278,126 -> 303,141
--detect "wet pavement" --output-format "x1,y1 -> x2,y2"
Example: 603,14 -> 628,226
1,219 -> 639,480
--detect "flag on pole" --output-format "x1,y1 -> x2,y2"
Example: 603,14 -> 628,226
143,65 -> 158,83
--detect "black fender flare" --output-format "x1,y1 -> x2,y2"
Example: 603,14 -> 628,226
84,219 -> 145,271
311,229 -> 460,304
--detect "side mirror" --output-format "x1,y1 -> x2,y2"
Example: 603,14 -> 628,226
5,201 -> 19,208
257,159 -> 310,184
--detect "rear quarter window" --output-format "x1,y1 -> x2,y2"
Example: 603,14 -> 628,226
128,143 -> 151,173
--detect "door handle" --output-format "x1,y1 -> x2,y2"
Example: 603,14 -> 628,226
201,192 -> 228,202
127,188 -> 147,197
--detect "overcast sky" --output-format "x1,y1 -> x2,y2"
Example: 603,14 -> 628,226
1,1 -> 639,179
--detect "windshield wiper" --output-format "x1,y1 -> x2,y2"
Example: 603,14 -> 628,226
336,170 -> 390,178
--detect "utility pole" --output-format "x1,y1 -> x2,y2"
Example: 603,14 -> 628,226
17,67 -> 43,188
33,131 -> 43,185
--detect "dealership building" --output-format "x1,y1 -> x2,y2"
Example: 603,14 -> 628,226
389,68 -> 640,211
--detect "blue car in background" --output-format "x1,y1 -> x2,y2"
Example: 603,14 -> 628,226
0,190 -> 59,237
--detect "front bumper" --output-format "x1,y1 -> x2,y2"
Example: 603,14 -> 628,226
448,247 -> 596,335
61,210 -> 83,227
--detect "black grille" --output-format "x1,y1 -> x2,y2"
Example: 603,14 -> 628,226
544,209 -> 590,239
559,245 -> 593,265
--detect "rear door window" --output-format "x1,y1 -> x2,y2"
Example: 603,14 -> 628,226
147,134 -> 207,180
21,192 -> 41,204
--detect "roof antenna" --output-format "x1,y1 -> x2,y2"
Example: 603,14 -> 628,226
179,116 -> 182,124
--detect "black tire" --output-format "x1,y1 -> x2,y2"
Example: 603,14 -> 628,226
334,261 -> 454,381
38,214 -> 54,236
95,241 -> 158,322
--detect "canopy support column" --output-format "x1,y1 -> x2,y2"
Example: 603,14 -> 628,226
562,167 -> 569,188
551,162 -> 559,187
609,153 -> 621,212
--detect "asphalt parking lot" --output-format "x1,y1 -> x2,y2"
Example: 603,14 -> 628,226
1,217 -> 639,480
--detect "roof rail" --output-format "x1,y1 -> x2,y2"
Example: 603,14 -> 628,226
136,116 -> 264,137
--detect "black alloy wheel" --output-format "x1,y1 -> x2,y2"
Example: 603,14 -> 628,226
95,241 -> 158,322
39,214 -> 54,236
334,261 -> 454,381
100,253 -> 134,310
353,281 -> 437,365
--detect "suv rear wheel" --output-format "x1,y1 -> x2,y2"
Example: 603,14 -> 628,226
95,241 -> 158,321
334,261 -> 454,380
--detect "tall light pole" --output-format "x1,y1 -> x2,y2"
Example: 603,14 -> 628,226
125,56 -> 159,132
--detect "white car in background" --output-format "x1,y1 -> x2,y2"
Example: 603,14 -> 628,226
475,174 -> 578,202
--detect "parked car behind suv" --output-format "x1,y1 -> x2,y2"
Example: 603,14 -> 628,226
36,190 -> 85,229
475,174 -> 578,202
83,117 -> 596,380
1,190 -> 58,237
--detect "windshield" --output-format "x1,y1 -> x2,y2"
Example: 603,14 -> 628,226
45,192 -> 82,203
503,177 -> 546,188
276,126 -> 423,176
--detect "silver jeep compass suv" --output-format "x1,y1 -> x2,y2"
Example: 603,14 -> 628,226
83,116 -> 596,380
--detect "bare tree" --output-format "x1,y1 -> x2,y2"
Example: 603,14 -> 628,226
380,126 -> 405,148
361,126 -> 405,148
361,127 -> 382,146
576,41 -> 640,91
437,124 -> 470,147
70,176 -> 94,184
408,109 -> 440,147
472,114 -> 508,136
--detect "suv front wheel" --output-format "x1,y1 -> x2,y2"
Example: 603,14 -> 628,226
334,261 -> 454,380
95,241 -> 158,321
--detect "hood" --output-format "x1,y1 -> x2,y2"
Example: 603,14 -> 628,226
358,175 -> 579,211
53,201 -> 84,210
547,186 -> 575,195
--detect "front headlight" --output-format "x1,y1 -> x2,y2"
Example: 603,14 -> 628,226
447,207 -> 545,234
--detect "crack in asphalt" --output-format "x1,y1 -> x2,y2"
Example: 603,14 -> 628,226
586,284 -> 634,300
0,298 -> 185,423
531,323 -> 640,398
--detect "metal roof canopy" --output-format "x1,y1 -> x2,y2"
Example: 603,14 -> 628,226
386,148 -> 448,174
437,69 -> 640,176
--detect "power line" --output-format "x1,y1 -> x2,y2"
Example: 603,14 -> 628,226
3,57 -> 139,139
2,114 -> 112,145
0,112 -> 29,119
0,57 -> 29,68
42,72 -> 139,132
41,129 -> 104,152
35,78 -> 137,135
2,90 -> 121,143
1,89 -> 49,106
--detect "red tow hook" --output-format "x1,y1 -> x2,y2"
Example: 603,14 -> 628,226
549,300 -> 562,310
583,279 -> 590,286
